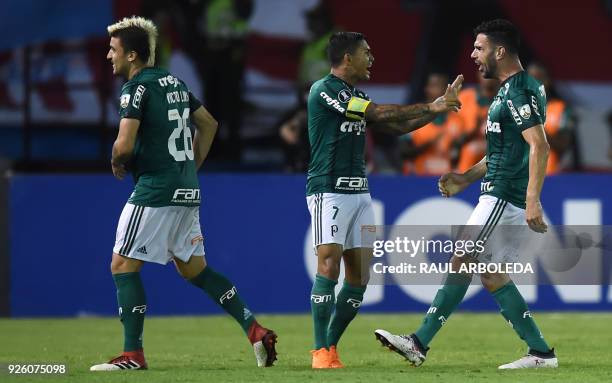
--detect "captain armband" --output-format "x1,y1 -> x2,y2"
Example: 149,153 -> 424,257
346,97 -> 371,120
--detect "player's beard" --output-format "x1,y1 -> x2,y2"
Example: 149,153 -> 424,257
482,54 -> 497,79
114,62 -> 129,79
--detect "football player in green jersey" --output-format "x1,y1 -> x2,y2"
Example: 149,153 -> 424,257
307,31 -> 464,368
90,16 -> 277,372
375,19 -> 557,370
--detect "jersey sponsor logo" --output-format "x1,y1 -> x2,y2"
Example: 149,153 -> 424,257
136,245 -> 148,254
335,176 -> 368,191
340,120 -> 366,135
158,75 -> 180,88
519,104 -> 531,119
486,120 -> 501,133
311,294 -> 332,304
523,310 -> 533,318
506,100 -> 522,125
347,298 -> 362,308
132,85 -> 146,109
427,306 -> 438,314
120,94 -> 130,108
319,91 -> 346,113
338,89 -> 352,103
171,188 -> 201,203
481,181 -> 494,192
531,95 -> 541,116
220,286 -> 237,304
438,315 -> 447,325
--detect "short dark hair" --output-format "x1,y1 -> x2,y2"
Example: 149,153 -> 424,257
327,32 -> 366,67
473,19 -> 520,55
110,26 -> 151,64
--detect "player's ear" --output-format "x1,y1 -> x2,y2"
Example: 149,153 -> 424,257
344,52 -> 352,65
127,50 -> 137,63
496,46 -> 505,60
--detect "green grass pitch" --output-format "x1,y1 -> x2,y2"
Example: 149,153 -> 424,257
1,313 -> 611,382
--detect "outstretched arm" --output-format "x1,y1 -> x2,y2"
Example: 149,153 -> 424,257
370,114 -> 439,136
368,75 -> 464,135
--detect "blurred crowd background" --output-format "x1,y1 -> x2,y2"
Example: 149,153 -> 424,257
0,0 -> 611,174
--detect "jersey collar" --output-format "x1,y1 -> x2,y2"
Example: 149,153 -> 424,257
329,73 -> 355,91
501,70 -> 524,87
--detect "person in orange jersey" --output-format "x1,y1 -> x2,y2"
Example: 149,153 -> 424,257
527,62 -> 575,174
401,72 -> 463,175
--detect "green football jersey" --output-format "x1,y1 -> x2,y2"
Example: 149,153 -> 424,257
482,70 -> 547,208
118,67 -> 203,207
306,74 -> 372,195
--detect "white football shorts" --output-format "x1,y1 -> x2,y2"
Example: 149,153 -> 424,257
113,203 -> 205,265
306,192 -> 375,252
463,194 -> 527,263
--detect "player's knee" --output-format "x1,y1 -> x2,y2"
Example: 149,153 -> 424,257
110,256 -> 126,274
317,255 -> 340,279
317,262 -> 340,280
316,245 -> 342,279
111,253 -> 142,274
175,256 -> 206,280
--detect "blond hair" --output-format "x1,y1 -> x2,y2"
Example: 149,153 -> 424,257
107,16 -> 158,66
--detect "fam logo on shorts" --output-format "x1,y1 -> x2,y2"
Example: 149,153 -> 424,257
120,94 -> 130,108
338,89 -> 352,103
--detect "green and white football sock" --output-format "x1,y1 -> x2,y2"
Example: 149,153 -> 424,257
189,266 -> 255,333
113,272 -> 146,352
328,282 -> 366,347
414,273 -> 472,348
311,274 -> 337,350
492,281 -> 551,353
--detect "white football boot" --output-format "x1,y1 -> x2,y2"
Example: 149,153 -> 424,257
374,329 -> 427,366
498,349 -> 558,369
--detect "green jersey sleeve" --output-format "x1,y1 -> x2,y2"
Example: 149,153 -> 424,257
188,91 -> 203,113
315,80 -> 371,121
119,83 -> 148,120
505,90 -> 544,131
